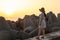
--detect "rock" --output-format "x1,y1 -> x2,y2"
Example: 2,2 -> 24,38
57,13 -> 60,27
0,16 -> 16,40
7,20 -> 16,30
23,14 -> 39,33
52,36 -> 60,40
0,31 -> 11,40
16,18 -> 24,31
57,13 -> 60,22
0,30 -> 17,40
17,31 -> 32,40
0,16 -> 10,31
24,31 -> 60,40
47,11 -> 57,24
46,11 -> 58,32
16,39 -> 21,40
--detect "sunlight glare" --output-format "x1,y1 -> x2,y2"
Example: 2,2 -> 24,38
5,10 -> 13,15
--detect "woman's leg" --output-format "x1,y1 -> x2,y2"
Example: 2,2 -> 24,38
41,28 -> 45,38
36,27 -> 41,40
38,28 -> 41,37
43,28 -> 45,37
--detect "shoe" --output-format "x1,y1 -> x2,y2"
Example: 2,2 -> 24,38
41,36 -> 44,39
36,37 -> 40,40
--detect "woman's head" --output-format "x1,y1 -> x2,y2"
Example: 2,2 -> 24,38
39,7 -> 45,13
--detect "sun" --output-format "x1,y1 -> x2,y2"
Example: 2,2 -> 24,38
3,0 -> 30,15
4,5 -> 16,15
5,10 -> 13,15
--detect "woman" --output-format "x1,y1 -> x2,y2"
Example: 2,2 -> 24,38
37,7 -> 46,40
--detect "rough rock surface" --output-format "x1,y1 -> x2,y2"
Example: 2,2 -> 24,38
0,16 -> 16,40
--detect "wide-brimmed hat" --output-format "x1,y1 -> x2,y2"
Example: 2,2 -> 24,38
39,7 -> 45,12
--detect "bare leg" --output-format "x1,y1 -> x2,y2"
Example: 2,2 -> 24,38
41,28 -> 45,39
43,29 -> 45,37
36,27 -> 41,40
38,28 -> 41,36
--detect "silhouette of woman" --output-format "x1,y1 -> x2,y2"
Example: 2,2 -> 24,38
37,7 -> 46,40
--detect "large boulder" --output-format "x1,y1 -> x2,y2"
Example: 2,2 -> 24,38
57,13 -> 60,22
47,11 -> 57,24
16,31 -> 32,40
46,11 -> 59,32
52,36 -> 60,40
0,31 -> 11,40
7,20 -> 16,30
0,16 -> 10,31
16,18 -> 24,31
0,16 -> 16,40
23,14 -> 39,33
57,13 -> 60,27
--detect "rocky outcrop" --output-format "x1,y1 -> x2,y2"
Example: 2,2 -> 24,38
52,36 -> 60,40
46,11 -> 60,32
20,12 -> 60,37
7,20 -> 16,30
17,31 -> 32,40
0,16 -> 16,40
57,13 -> 60,26
23,14 -> 39,33
0,16 -> 11,31
0,11 -> 60,40
47,11 -> 57,24
16,18 -> 24,31
57,13 -> 60,22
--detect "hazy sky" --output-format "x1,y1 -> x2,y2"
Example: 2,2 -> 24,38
0,0 -> 60,21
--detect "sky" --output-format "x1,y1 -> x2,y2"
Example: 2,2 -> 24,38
0,0 -> 60,21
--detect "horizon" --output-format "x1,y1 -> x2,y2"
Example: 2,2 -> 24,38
0,0 -> 60,21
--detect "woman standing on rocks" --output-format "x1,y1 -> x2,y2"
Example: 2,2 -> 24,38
37,7 -> 47,40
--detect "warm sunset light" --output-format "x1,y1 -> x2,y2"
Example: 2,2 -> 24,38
5,10 -> 13,15
0,0 -> 60,21
3,0 -> 31,15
